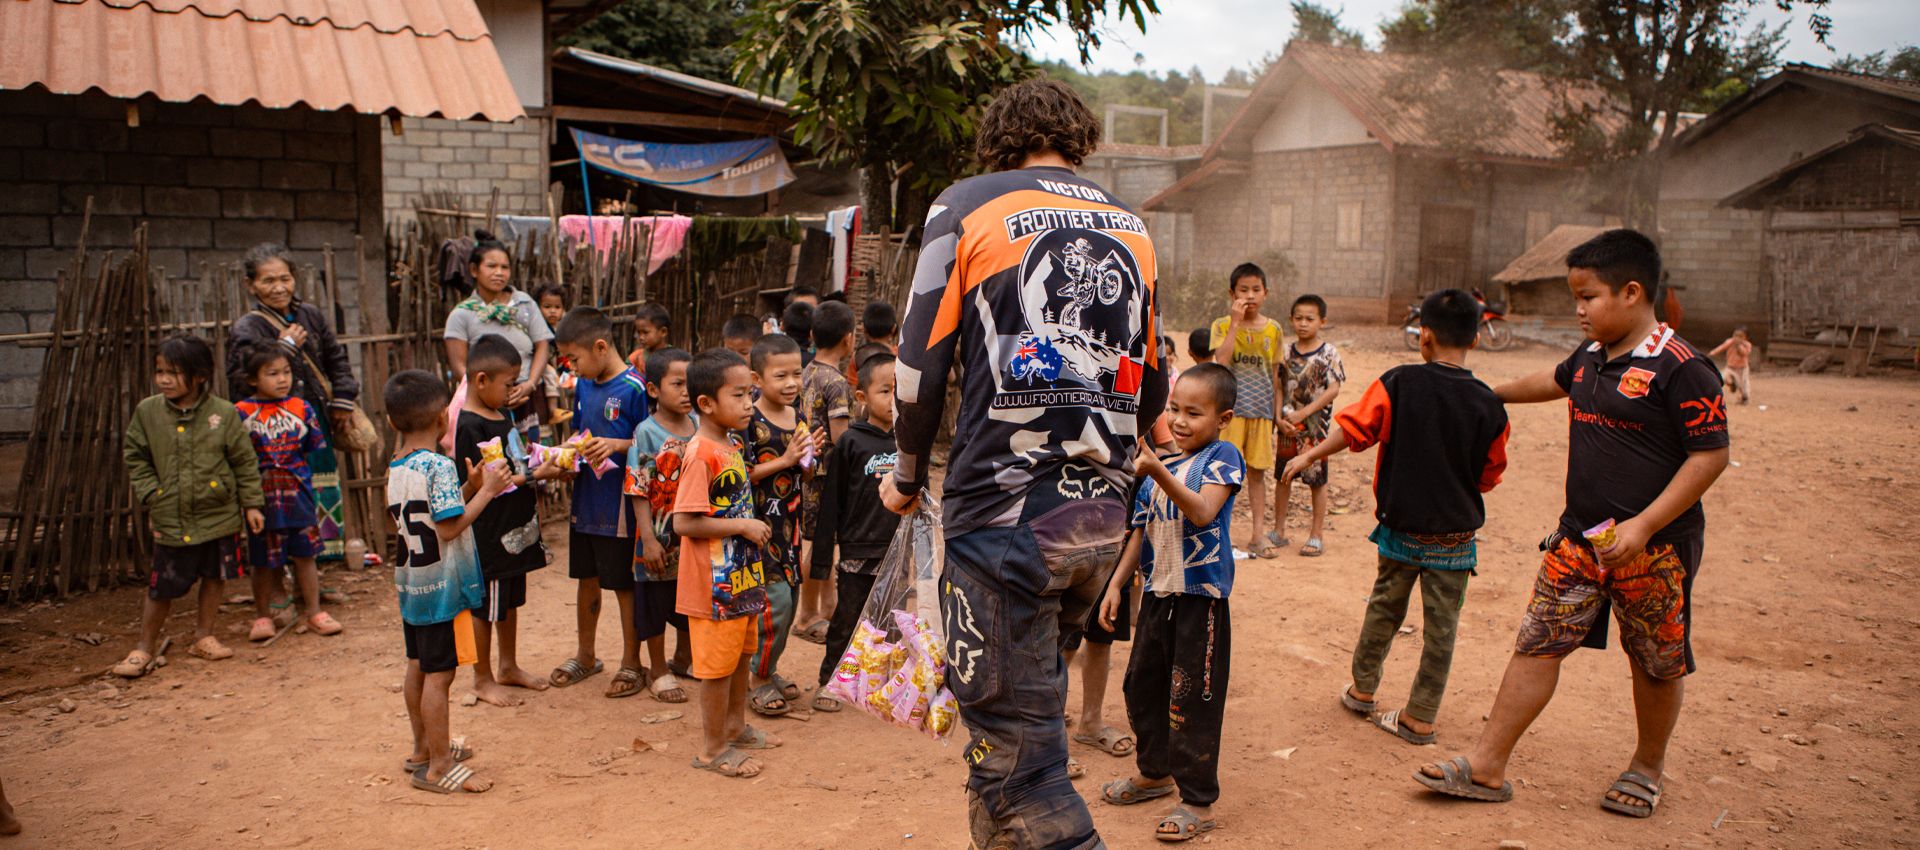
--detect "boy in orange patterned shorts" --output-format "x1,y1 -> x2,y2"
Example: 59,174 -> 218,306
1414,230 -> 1730,820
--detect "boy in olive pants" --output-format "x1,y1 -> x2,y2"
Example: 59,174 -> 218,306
1285,289 -> 1509,744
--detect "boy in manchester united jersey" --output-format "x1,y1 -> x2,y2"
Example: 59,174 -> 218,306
1417,229 -> 1729,821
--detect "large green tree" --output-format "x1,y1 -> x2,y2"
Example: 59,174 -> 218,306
731,0 -> 1159,232
1551,0 -> 1829,228
558,0 -> 746,81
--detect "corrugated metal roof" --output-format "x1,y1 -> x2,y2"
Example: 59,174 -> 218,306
1145,43 -> 1623,211
1492,224 -> 1609,284
1285,43 -> 1623,162
562,48 -> 786,110
1724,123 -> 1920,210
1788,64 -> 1920,105
1671,64 -> 1920,151
80,0 -> 490,38
0,0 -> 524,121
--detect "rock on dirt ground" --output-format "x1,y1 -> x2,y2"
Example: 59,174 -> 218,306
0,326 -> 1916,848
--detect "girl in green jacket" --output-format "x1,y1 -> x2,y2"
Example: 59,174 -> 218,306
113,336 -> 265,678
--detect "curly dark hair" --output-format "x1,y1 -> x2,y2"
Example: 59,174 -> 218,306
974,77 -> 1101,172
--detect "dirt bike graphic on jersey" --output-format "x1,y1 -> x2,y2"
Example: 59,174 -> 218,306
1004,227 -> 1146,408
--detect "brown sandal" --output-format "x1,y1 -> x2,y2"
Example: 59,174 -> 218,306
188,635 -> 233,660
111,650 -> 152,678
606,666 -> 645,698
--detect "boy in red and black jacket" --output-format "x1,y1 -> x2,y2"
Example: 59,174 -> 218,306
1415,229 -> 1729,820
1284,288 -> 1509,747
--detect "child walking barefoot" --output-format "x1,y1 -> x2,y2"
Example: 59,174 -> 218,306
1709,326 -> 1754,405
114,336 -> 265,677
1098,364 -> 1245,843
234,344 -> 343,642
453,335 -> 566,706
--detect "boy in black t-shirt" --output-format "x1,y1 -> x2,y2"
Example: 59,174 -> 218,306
1286,289 -> 1509,746
1416,230 -> 1729,820
809,353 -> 901,712
453,335 -> 567,707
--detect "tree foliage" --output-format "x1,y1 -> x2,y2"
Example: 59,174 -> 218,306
1290,1 -> 1367,49
1035,60 -> 1276,147
1833,45 -> 1920,80
1374,0 -> 1831,229
1379,0 -> 1577,74
558,0 -> 746,82
1550,0 -> 1829,226
731,0 -> 1159,232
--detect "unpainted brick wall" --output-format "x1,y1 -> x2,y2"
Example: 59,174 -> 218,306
1385,158 -> 1606,313
382,116 -> 548,220
1185,145 -> 1393,305
1658,200 -> 1766,345
0,89 -> 384,433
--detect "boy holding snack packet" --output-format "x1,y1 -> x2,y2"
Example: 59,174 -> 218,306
1416,229 -> 1729,820
383,369 -> 511,794
1096,363 -> 1244,843
453,334 -> 564,707
551,307 -> 649,698
744,334 -> 827,717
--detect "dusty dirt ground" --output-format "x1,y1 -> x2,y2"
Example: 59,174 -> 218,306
1,325 -> 1916,849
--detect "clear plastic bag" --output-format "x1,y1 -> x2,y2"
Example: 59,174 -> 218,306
823,497 -> 955,739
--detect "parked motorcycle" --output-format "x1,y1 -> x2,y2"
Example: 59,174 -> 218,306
1402,296 -> 1515,351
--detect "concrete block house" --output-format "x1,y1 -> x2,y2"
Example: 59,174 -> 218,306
0,0 -> 525,431
1144,42 -> 1622,323
1658,64 -> 1920,348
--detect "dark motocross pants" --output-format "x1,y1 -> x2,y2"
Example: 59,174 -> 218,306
941,525 -> 1122,850
1123,592 -> 1232,807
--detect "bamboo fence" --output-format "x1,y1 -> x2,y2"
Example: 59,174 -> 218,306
0,197 -> 920,604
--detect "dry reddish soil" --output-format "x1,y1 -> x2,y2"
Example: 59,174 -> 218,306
1,326 -> 1916,849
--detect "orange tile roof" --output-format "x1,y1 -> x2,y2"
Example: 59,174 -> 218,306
0,0 -> 524,121
1283,43 -> 1623,162
1491,224 -> 1609,283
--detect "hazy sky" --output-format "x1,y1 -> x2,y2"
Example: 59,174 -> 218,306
1029,1 -> 1920,82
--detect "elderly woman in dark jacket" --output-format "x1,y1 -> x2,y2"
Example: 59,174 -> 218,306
225,242 -> 360,570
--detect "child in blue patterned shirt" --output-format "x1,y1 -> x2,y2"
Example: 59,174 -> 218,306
1096,363 -> 1245,843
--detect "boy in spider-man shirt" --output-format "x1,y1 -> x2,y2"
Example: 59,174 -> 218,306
1417,229 -> 1729,821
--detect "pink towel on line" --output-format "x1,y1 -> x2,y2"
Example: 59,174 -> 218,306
557,215 -> 692,274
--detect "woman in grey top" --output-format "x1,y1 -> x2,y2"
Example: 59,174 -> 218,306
443,231 -> 553,441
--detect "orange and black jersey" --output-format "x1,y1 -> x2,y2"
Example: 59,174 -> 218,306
1553,324 -> 1728,544
893,166 -> 1166,537
1334,363 -> 1509,535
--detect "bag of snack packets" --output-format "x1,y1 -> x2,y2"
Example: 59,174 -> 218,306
823,498 -> 955,740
